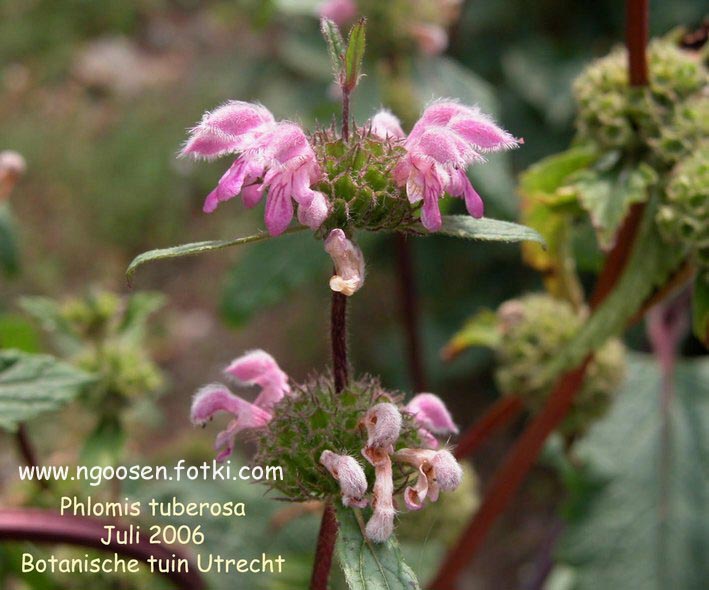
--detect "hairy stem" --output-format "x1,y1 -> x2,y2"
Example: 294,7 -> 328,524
310,503 -> 339,590
0,509 -> 205,590
395,234 -> 427,391
342,90 -> 351,142
331,290 -> 349,393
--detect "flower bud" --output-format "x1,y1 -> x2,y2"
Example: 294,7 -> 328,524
406,393 -> 458,449
362,402 -> 402,460
320,450 -> 368,508
324,229 -> 366,296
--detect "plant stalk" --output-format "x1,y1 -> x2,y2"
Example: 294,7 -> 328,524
310,503 -> 339,590
15,424 -> 49,491
454,396 -> 524,460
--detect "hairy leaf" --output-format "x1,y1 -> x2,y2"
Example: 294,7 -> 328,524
344,18 -> 366,91
335,505 -> 420,590
442,308 -> 500,360
556,354 -> 709,589
573,163 -> 657,251
0,350 -> 94,432
320,17 -> 345,78
126,228 -> 305,284
435,215 -> 545,245
536,197 -> 686,385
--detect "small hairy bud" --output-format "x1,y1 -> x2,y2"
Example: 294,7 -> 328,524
406,393 -> 458,435
362,402 -> 402,457
324,229 -> 366,296
430,450 -> 463,491
320,450 -> 368,508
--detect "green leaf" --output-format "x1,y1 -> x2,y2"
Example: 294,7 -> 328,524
117,291 -> 165,340
19,296 -> 83,355
536,196 -> 686,385
556,354 -> 709,589
573,162 -> 657,251
519,146 -> 598,203
442,308 -> 500,360
335,505 -> 420,590
221,231 -> 328,326
320,17 -> 345,78
692,269 -> 709,346
0,350 -> 94,432
0,313 -> 41,353
435,215 -> 546,245
81,414 -> 125,467
126,228 -> 305,284
0,203 -> 20,277
344,18 -> 366,91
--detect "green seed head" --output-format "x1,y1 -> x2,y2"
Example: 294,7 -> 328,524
494,294 -> 626,437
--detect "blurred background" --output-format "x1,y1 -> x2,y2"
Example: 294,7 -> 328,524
0,1 -> 706,589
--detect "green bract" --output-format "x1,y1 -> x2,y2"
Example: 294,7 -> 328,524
656,144 -> 709,268
312,127 -> 417,235
494,294 -> 626,437
573,40 -> 707,167
254,374 -> 422,501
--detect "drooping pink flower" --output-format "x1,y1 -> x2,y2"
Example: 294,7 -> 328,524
406,393 -> 458,448
365,453 -> 396,542
319,0 -> 358,25
394,448 -> 463,511
182,102 -> 326,236
320,450 -> 369,508
393,100 -> 521,231
324,229 -> 366,296
191,350 -> 290,461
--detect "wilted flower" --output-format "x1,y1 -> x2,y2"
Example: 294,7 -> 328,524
190,350 -> 290,461
394,448 -> 463,510
365,453 -> 396,542
393,101 -> 521,231
320,450 -> 369,508
182,102 -> 326,236
361,402 -> 402,462
406,393 -> 458,449
324,229 -> 366,296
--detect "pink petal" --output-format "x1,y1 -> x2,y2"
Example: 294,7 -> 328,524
406,393 -> 459,435
448,112 -> 520,152
418,427 -> 440,449
462,176 -> 484,218
408,101 -> 471,140
190,384 -> 270,425
420,188 -> 443,231
260,122 -> 312,165
224,350 -> 291,411
319,0 -> 357,24
297,190 -> 330,229
264,184 -> 295,236
415,127 -> 477,167
241,183 -> 264,208
370,110 -> 406,140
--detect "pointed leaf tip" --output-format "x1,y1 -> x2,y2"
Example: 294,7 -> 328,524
344,18 -> 366,92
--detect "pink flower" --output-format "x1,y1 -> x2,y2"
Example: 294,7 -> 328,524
369,110 -> 405,140
182,102 -> 326,236
190,350 -> 290,461
319,0 -> 358,25
361,403 -> 402,463
394,448 -> 463,510
324,229 -> 366,296
320,450 -> 369,508
406,393 -> 458,449
393,101 -> 521,231
365,454 -> 396,543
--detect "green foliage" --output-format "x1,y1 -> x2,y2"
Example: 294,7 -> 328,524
656,144 -> 709,268
221,230 -> 328,326
442,308 -> 500,360
556,355 -> 709,589
335,505 -> 420,590
0,203 -> 20,277
435,215 -> 545,245
0,349 -> 93,432
344,19 -> 367,92
321,17 -> 346,77
126,229 -> 301,284
255,375 -> 421,501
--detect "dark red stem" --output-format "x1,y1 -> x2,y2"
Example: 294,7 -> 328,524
15,424 -> 49,491
310,503 -> 339,590
0,509 -> 205,590
395,234 -> 427,391
331,290 -> 349,393
454,396 -> 524,460
626,0 -> 649,86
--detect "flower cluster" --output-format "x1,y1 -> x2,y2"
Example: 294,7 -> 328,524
182,100 -> 519,236
192,351 -> 463,543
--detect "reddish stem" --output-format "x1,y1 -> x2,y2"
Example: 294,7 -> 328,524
454,396 -> 524,460
310,503 -> 339,590
0,509 -> 205,590
626,0 -> 649,86
331,290 -> 349,393
15,424 -> 49,491
395,234 -> 427,391
431,362 -> 590,590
